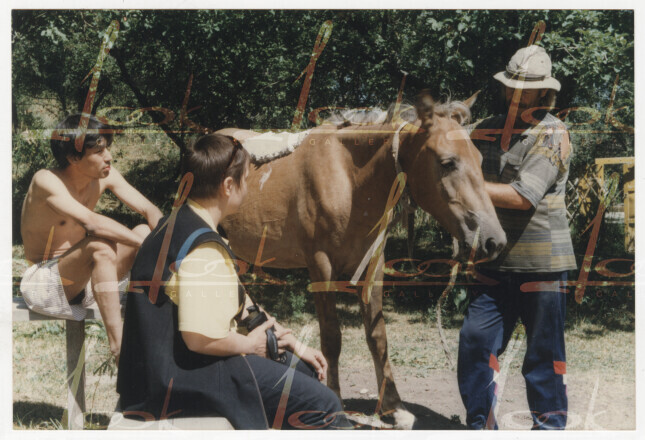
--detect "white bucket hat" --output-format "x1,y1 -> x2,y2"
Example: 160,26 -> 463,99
493,46 -> 561,91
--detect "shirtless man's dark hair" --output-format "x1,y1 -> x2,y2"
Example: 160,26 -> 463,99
51,114 -> 115,168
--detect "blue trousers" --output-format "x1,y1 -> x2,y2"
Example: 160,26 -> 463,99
457,269 -> 568,430
245,352 -> 352,430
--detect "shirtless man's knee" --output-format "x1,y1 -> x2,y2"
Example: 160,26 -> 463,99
20,114 -> 162,362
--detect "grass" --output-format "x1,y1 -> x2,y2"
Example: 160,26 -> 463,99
13,294 -> 635,429
13,319 -> 117,430
13,401 -> 65,430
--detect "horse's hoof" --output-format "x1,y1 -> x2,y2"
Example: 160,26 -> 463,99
393,408 -> 416,430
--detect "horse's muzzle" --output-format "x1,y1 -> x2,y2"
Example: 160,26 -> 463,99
453,213 -> 507,262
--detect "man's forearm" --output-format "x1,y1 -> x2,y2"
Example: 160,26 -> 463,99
484,182 -> 533,210
126,199 -> 162,230
84,213 -> 144,247
145,205 -> 163,230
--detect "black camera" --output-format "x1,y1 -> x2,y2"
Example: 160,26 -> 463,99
240,305 -> 287,363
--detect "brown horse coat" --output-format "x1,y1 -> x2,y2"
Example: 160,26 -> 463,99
217,94 -> 505,428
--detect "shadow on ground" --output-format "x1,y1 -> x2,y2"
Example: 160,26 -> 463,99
13,401 -> 64,428
13,401 -> 111,429
343,398 -> 465,430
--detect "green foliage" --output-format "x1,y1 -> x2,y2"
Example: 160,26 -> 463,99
13,9 -> 634,181
15,321 -> 64,338
85,321 -> 108,342
242,269 -> 315,322
12,10 -> 634,326
288,291 -> 308,321
12,134 -> 57,243
541,11 -> 634,178
13,10 -> 633,137
566,173 -> 634,329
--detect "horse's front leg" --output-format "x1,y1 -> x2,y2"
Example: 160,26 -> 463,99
313,292 -> 342,398
308,252 -> 343,400
358,252 -> 416,429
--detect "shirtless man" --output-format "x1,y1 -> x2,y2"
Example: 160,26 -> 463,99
20,114 -> 163,362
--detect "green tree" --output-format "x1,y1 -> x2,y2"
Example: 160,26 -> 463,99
12,10 -> 634,249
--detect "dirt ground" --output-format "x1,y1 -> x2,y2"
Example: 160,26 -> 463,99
13,311 -> 635,431
339,363 -> 635,430
338,321 -> 635,430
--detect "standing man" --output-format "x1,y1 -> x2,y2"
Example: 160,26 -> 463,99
20,114 -> 163,363
458,46 -> 576,430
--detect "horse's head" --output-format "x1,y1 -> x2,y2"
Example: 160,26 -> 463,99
399,91 -> 506,262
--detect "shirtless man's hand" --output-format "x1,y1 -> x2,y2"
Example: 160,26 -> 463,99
20,114 -> 163,361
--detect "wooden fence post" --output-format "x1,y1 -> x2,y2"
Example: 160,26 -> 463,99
65,320 -> 86,430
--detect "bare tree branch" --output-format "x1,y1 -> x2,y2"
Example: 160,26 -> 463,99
110,47 -> 186,151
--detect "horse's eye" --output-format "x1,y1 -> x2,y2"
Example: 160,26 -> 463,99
440,158 -> 458,171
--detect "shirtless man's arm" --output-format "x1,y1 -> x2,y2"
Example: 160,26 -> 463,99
104,168 -> 163,230
34,169 -> 145,247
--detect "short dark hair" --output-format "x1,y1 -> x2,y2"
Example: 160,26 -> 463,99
181,134 -> 250,199
50,114 -> 114,168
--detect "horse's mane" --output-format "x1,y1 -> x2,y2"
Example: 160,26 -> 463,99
324,98 -> 472,127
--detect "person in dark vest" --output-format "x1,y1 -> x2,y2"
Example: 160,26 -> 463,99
117,133 -> 351,430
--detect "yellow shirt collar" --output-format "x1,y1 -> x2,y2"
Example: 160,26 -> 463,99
186,198 -> 217,230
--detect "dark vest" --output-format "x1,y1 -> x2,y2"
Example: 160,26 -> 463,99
116,204 -> 268,429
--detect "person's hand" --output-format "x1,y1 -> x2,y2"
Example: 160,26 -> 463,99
247,317 -> 275,358
294,343 -> 328,381
275,326 -> 293,355
110,343 -> 121,365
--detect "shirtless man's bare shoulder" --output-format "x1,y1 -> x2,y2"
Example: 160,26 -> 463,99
21,168 -> 101,263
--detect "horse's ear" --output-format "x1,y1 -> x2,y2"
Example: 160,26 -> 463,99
449,102 -> 472,126
415,90 -> 435,129
463,90 -> 480,109
449,90 -> 480,126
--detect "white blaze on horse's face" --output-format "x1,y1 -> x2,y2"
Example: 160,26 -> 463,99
406,100 -> 506,262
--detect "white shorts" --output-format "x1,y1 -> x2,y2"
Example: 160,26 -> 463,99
20,258 -> 129,321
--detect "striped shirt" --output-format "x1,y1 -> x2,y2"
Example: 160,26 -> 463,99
470,112 -> 577,272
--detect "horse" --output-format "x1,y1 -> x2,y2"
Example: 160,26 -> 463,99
216,91 -> 506,429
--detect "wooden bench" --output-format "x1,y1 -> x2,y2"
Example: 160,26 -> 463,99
12,296 -> 233,430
